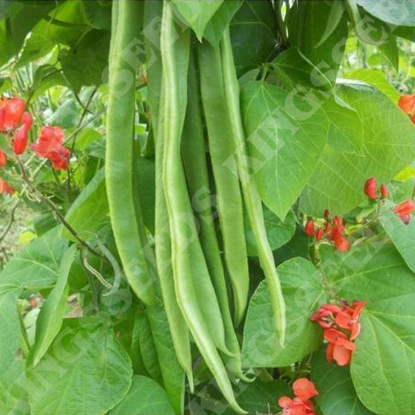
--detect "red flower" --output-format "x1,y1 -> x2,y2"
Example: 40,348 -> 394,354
32,126 -> 70,170
0,149 -> 6,168
398,94 -> 415,115
0,178 -> 14,194
334,236 -> 351,252
0,98 -> 26,131
364,177 -> 377,199
325,328 -> 356,366
13,124 -> 29,155
278,378 -> 318,415
292,378 -> 319,401
394,199 -> 415,224
21,111 -> 33,130
305,220 -> 315,237
48,146 -> 70,170
311,301 -> 366,366
380,184 -> 388,199
316,228 -> 323,241
32,126 -> 64,157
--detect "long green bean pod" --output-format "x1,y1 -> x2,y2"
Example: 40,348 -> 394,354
220,27 -> 286,345
160,4 -> 245,413
144,0 -> 194,389
198,41 -> 250,326
182,49 -> 249,380
106,0 -> 155,305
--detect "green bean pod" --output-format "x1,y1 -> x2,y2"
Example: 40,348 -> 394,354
182,47 -> 251,381
220,27 -> 286,345
106,0 -> 155,305
144,0 -> 193,388
160,4 -> 245,413
198,41 -> 250,326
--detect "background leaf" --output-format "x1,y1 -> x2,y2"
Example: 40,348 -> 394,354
242,258 -> 326,367
241,81 -> 329,220
28,317 -> 133,415
311,347 -> 375,415
300,82 -> 415,215
108,376 -> 175,415
321,241 -> 415,415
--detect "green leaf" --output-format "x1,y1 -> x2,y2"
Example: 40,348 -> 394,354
311,347 -> 375,415
344,69 -> 400,102
60,29 -> 110,91
315,2 -> 346,47
271,47 -> 334,92
27,317 -> 133,415
63,168 -> 108,241
0,360 -> 30,415
355,0 -> 415,27
322,97 -> 364,153
230,1 -> 278,75
203,1 -> 243,45
0,227 -> 68,291
379,200 -> 415,274
241,81 -> 329,220
16,0 -> 90,68
108,376 -> 175,415
29,64 -> 69,102
0,291 -> 20,373
245,206 -> 296,257
31,246 -> 77,366
222,379 -> 290,415
321,242 -> 415,415
300,81 -> 415,215
242,258 -> 326,367
82,0 -> 112,30
171,0 -> 223,40
287,0 -> 348,83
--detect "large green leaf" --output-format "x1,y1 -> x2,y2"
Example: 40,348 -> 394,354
355,0 -> 415,27
171,0 -> 223,40
0,360 -> 30,415
241,81 -> 329,220
60,29 -> 111,91
287,0 -> 348,83
245,207 -> 296,257
242,258 -> 326,367
222,379 -> 290,415
311,347 -> 375,415
17,0 -> 90,67
321,242 -> 415,415
379,200 -> 415,275
30,246 -> 76,366
0,290 -> 20,373
300,81 -> 415,215
108,376 -> 175,415
63,168 -> 108,241
0,227 -> 68,291
230,1 -> 277,75
344,69 -> 400,102
27,318 -> 133,415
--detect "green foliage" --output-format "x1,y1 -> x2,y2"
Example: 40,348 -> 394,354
1,1 -> 415,414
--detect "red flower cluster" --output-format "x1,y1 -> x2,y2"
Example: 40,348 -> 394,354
304,211 -> 351,252
394,199 -> 415,225
0,97 -> 33,158
31,126 -> 70,170
0,177 -> 14,194
278,378 -> 318,415
311,300 -> 366,366
398,94 -> 415,123
364,177 -> 387,200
